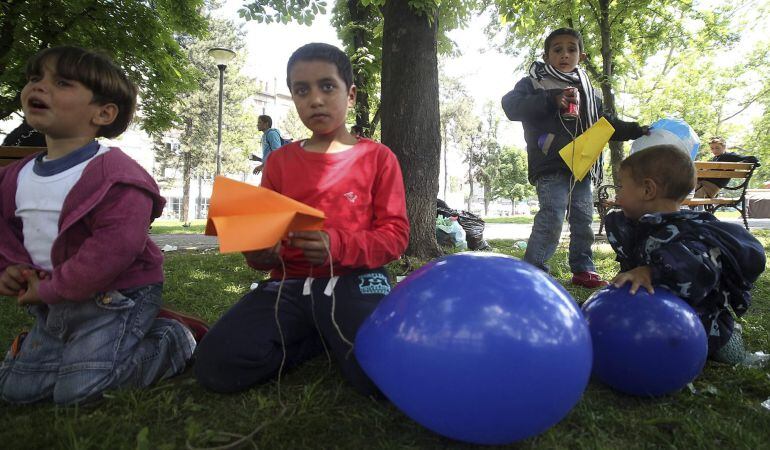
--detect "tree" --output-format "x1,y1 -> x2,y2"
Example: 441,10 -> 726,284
490,0 -> 737,183
473,102 -> 504,216
153,17 -> 260,223
0,0 -> 207,134
332,1 -> 382,136
493,147 -> 532,214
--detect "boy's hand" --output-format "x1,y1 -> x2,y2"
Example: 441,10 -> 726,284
17,269 -> 43,306
289,231 -> 330,266
562,87 -> 578,105
243,241 -> 282,267
0,264 -> 29,297
612,266 -> 654,295
641,125 -> 651,135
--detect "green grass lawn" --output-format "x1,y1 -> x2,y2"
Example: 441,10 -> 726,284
1,233 -> 769,449
149,219 -> 207,235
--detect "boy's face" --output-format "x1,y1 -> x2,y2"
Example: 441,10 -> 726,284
544,35 -> 585,73
257,118 -> 268,131
21,59 -> 116,140
288,60 -> 355,136
615,168 -> 648,220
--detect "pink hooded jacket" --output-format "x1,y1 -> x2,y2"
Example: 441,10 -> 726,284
0,147 -> 165,304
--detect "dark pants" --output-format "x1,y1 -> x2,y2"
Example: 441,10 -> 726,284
194,269 -> 390,397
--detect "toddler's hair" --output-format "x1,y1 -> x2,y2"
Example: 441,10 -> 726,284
286,43 -> 353,90
544,28 -> 584,53
620,145 -> 696,202
25,46 -> 137,138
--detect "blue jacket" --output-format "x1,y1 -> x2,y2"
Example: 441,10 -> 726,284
605,210 -> 765,352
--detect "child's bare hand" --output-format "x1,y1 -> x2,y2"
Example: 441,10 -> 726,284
562,87 -> 578,105
612,266 -> 654,295
0,264 -> 28,297
288,231 -> 330,266
243,242 -> 281,267
17,269 -> 43,306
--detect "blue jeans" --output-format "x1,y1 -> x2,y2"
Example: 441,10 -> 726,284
524,172 -> 595,273
0,284 -> 194,405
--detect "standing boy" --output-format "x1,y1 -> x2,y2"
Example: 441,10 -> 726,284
608,145 -> 766,366
194,43 -> 409,396
0,46 -> 202,404
501,28 -> 648,287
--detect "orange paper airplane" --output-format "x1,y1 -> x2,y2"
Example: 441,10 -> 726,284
205,176 -> 326,253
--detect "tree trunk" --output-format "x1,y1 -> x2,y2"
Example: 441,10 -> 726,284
442,121 -> 448,200
598,0 -> 624,186
483,183 -> 491,216
510,197 -> 516,215
348,0 -> 372,135
381,2 -> 441,258
467,148 -> 474,211
181,150 -> 191,225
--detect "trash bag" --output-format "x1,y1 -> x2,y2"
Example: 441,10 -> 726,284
436,199 -> 490,251
457,210 -> 490,251
436,216 -> 468,250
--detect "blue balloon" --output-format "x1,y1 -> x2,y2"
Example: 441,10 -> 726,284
630,117 -> 700,159
355,253 -> 593,445
581,285 -> 708,397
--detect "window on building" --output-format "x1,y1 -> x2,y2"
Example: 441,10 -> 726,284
196,196 -> 210,219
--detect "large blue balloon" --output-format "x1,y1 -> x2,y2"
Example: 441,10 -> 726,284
581,285 -> 708,397
355,253 -> 593,445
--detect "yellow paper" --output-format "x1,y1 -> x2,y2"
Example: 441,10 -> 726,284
558,117 -> 616,181
205,176 -> 325,253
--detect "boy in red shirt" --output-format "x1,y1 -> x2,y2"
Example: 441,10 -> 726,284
194,43 -> 409,396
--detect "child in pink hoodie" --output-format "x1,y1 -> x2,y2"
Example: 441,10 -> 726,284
0,46 -> 203,404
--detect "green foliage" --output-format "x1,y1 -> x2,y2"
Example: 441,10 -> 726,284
153,17 -> 260,181
0,0 -> 207,134
493,146 -> 532,204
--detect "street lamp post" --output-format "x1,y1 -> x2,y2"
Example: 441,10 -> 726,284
208,47 -> 236,175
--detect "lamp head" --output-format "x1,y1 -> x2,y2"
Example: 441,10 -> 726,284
208,47 -> 236,67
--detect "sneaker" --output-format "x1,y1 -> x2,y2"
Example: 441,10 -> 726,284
157,308 -> 209,343
571,271 -> 610,289
10,331 -> 28,358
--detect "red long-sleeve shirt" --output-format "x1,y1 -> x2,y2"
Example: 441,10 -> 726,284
258,138 -> 409,279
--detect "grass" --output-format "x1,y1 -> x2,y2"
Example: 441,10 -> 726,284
1,233 -> 769,449
149,219 -> 207,235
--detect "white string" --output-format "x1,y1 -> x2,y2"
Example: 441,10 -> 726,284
559,103 -> 583,221
273,255 -> 288,408
320,234 -> 355,353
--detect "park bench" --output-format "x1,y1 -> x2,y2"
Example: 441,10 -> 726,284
0,146 -> 46,167
595,160 -> 758,233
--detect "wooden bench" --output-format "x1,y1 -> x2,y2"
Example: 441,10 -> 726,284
0,146 -> 46,167
596,160 -> 758,233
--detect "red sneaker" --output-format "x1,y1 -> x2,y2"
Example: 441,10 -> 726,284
10,331 -> 28,358
571,271 -> 610,289
157,308 -> 209,343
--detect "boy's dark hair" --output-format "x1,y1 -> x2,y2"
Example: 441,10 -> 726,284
258,115 -> 273,127
620,145 -> 696,202
544,28 -> 584,53
286,43 -> 353,90
25,46 -> 137,139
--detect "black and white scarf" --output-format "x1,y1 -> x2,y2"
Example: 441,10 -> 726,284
528,61 -> 604,186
